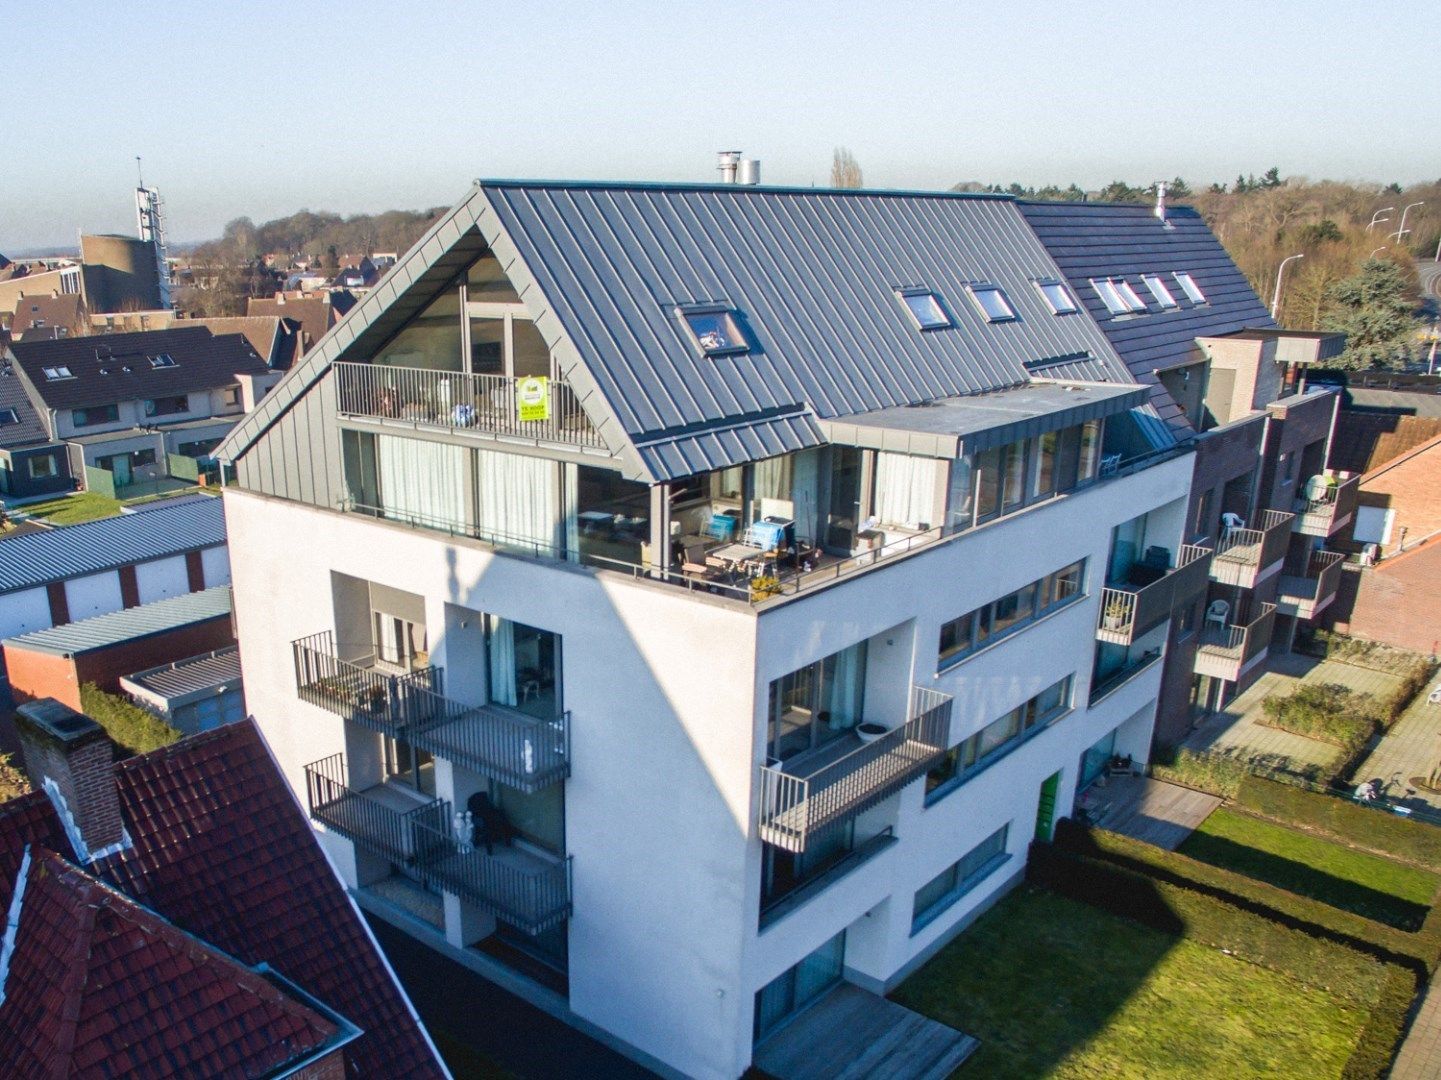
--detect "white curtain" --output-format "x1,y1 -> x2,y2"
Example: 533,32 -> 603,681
562,463 -> 580,563
376,435 -> 466,529
753,455 -> 793,503
475,448 -> 558,550
487,615 -> 517,706
874,452 -> 940,530
824,643 -> 864,731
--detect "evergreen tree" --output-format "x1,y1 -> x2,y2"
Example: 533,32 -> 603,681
1320,258 -> 1420,370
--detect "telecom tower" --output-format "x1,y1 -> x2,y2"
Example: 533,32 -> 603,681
134,157 -> 173,308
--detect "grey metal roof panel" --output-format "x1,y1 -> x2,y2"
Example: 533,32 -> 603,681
1024,352 -> 1127,384
0,496 -> 225,594
121,645 -> 242,703
632,409 -> 826,478
3,585 -> 231,655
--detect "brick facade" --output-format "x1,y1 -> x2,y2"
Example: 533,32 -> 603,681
1331,545 -> 1441,657
1348,436 -> 1441,559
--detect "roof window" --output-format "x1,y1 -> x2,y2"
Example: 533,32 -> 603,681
1173,271 -> 1207,305
968,285 -> 1016,323
677,304 -> 749,357
1035,280 -> 1078,315
1143,275 -> 1178,308
896,288 -> 952,330
0,408 -> 17,425
42,366 -> 74,381
148,353 -> 178,369
1091,279 -> 1132,315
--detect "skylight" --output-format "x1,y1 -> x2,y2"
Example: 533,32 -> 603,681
677,305 -> 749,357
1143,275 -> 1178,308
148,353 -> 178,369
968,285 -> 1016,323
1092,279 -> 1132,316
41,366 -> 74,381
1115,280 -> 1147,312
0,408 -> 17,425
1173,271 -> 1207,305
1035,280 -> 1078,315
896,289 -> 952,330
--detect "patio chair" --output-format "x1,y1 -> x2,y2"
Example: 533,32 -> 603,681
1205,599 -> 1230,629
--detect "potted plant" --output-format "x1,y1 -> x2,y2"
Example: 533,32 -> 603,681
1103,597 -> 1129,630
749,574 -> 783,601
856,722 -> 889,744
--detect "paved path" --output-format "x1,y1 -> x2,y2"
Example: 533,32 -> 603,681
1354,680 -> 1441,807
1392,977 -> 1441,1080
1087,775 -> 1222,850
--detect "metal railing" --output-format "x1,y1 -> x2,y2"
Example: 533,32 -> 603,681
1277,549 -> 1346,619
1293,473 -> 1359,537
1096,544 -> 1213,645
293,631 -> 440,736
758,685 -> 952,852
1195,602 -> 1277,680
1211,509 -> 1294,587
407,814 -> 572,935
334,361 -> 605,450
1087,649 -> 1163,706
304,753 -> 452,866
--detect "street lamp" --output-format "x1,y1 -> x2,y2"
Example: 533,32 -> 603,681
1367,207 -> 1395,231
1391,201 -> 1424,241
1271,254 -> 1304,321
1370,246 -> 1388,258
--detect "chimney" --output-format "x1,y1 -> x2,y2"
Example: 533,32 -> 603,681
738,159 -> 761,186
717,150 -> 742,184
15,699 -> 125,861
1154,180 -> 1169,223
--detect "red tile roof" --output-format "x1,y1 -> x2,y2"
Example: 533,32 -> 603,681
0,849 -> 345,1079
0,721 -> 446,1078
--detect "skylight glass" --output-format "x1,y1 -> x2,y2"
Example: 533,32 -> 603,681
1143,275 -> 1178,308
1174,271 -> 1207,305
969,285 -> 1016,323
1092,279 -> 1131,315
1115,280 -> 1148,312
0,408 -> 17,425
148,353 -> 178,368
1036,280 -> 1078,314
897,289 -> 952,330
42,366 -> 74,381
678,306 -> 748,356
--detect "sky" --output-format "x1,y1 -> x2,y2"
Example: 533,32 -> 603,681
4,0 -> 1438,251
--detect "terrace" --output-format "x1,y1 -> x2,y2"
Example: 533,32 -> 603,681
1096,544 -> 1213,646
1292,472 -> 1359,538
1277,549 -> 1347,621
1209,509 -> 1294,589
1194,602 -> 1278,683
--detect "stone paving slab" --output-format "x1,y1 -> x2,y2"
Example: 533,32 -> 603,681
1354,676 -> 1441,807
1390,977 -> 1441,1080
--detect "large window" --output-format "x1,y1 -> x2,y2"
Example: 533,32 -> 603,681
71,403 -> 119,427
926,679 -> 1071,802
144,394 -> 189,417
938,562 -> 1085,668
576,465 -> 650,567
911,825 -> 1010,933
768,641 -> 867,761
754,931 -> 845,1042
28,454 -> 58,480
486,615 -> 561,721
383,735 -> 435,796
956,421 -> 1102,526
375,286 -> 462,371
1173,271 -> 1207,305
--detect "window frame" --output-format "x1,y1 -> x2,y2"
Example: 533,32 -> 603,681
1091,279 -> 1131,315
1173,271 -> 1207,305
147,353 -> 178,369
895,287 -> 953,331
71,403 -> 120,428
42,365 -> 74,381
1142,275 -> 1179,308
675,303 -> 751,357
144,394 -> 190,418
910,825 -> 1012,933
937,560 -> 1087,670
967,284 -> 1016,323
1115,279 -> 1148,312
925,679 -> 1073,804
0,408 -> 18,426
1034,280 -> 1078,315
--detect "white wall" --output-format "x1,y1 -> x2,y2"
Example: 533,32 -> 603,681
201,546 -> 231,587
64,571 -> 124,621
135,556 -> 190,604
0,588 -> 53,640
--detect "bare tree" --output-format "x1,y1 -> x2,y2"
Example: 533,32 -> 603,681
831,147 -> 864,189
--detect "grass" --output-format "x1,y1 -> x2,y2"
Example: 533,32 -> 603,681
1178,808 -> 1439,931
18,491 -> 123,524
893,886 -> 1376,1079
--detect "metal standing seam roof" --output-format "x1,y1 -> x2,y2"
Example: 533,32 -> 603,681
3,585 -> 231,655
121,645 -> 242,704
0,496 -> 226,594
218,181 -> 1159,483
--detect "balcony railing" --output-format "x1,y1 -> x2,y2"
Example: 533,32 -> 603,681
305,754 -> 571,935
1293,473 -> 1359,538
1087,649 -> 1164,706
333,361 -> 605,450
304,753 -> 452,866
1210,509 -> 1294,589
1277,549 -> 1346,621
293,632 -> 570,791
1096,544 -> 1213,646
293,631 -> 440,737
758,685 -> 952,853
1195,602 -> 1277,682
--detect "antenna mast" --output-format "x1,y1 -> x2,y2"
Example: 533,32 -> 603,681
133,156 -> 173,309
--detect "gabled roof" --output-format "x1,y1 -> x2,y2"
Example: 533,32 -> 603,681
0,495 -> 225,595
0,849 -> 353,1079
1018,201 -> 1274,434
10,326 -> 270,411
3,585 -> 232,655
220,181 -> 1153,481
0,720 -> 446,1077
8,293 -> 86,338
0,356 -> 54,449
188,315 -> 302,370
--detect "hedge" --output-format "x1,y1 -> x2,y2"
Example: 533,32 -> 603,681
78,684 -> 181,756
1236,775 -> 1441,872
1149,747 -> 1251,798
1259,682 -> 1378,753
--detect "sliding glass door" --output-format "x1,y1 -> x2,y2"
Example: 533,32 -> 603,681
754,931 -> 845,1041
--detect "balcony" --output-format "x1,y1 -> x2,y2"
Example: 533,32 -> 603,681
1088,648 -> 1163,707
1292,473 -> 1359,538
757,686 -> 952,853
333,361 -> 605,451
293,632 -> 570,792
1209,510 -> 1294,590
305,754 -> 571,935
1096,544 -> 1213,646
1277,549 -> 1346,621
1194,602 -> 1277,683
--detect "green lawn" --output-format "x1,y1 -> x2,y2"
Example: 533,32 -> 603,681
18,491 -> 124,525
893,887 -> 1374,1079
1179,807 -> 1440,930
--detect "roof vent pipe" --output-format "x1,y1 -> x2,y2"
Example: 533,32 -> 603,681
1154,180 -> 1168,223
717,151 -> 742,184
738,159 -> 761,186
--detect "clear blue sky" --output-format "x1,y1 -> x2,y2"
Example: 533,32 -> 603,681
5,0 -> 1437,251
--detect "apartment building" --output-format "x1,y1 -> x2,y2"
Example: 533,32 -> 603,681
217,180 -> 1202,1079
1021,199 -> 1349,747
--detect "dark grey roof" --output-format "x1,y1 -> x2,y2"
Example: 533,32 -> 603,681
0,356 -> 54,448
483,182 -> 1152,478
10,326 -> 270,411
1018,201 -> 1273,435
121,645 -> 242,705
3,585 -> 231,655
0,496 -> 225,594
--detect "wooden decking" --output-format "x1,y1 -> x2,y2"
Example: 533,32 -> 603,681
755,983 -> 977,1080
1081,774 -> 1221,850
